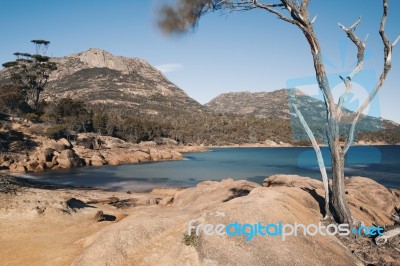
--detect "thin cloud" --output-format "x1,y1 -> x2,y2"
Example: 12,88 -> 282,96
155,63 -> 183,73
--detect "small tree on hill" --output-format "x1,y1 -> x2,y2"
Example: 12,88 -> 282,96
2,40 -> 57,112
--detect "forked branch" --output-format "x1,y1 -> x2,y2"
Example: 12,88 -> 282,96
337,17 -> 367,121
343,0 -> 397,154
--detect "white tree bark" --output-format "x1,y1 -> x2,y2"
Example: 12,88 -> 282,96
292,104 -> 331,219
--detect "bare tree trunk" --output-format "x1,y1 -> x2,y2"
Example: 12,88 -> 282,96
256,0 -> 356,224
330,142 -> 353,225
247,0 -> 396,226
158,0 -> 399,226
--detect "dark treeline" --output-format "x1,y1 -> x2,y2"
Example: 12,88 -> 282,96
1,83 -> 400,145
98,109 -> 297,145
47,99 -> 297,145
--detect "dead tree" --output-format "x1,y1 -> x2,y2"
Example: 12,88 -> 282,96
158,0 -> 399,226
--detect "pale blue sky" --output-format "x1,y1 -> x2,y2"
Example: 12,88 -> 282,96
1,0 -> 399,122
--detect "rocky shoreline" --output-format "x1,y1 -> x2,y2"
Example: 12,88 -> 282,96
207,139 -> 399,149
0,173 -> 399,265
0,133 -> 208,174
2,133 -> 396,176
208,140 -> 293,148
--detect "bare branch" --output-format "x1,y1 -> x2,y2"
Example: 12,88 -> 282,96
311,15 -> 318,24
338,18 -> 366,67
380,0 -> 391,49
393,34 -> 400,47
223,1 -> 281,13
364,33 -> 369,43
349,17 -> 361,30
252,0 -> 295,24
337,17 -> 366,121
344,0 -> 394,154
292,104 -> 331,219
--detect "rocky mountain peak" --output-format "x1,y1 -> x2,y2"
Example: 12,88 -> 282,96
49,48 -> 162,81
69,48 -> 150,74
31,49 -> 206,114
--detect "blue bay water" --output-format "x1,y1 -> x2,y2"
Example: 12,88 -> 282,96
28,146 -> 400,191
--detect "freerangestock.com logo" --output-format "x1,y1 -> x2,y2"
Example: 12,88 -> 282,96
188,220 -> 383,241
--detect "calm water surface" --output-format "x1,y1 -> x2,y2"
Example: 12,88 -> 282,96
28,146 -> 400,191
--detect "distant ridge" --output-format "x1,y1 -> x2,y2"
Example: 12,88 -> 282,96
206,88 -> 328,120
206,89 -> 400,141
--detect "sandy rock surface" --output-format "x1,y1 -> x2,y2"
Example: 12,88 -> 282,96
2,174 -> 399,265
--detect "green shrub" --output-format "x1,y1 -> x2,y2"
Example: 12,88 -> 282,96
182,230 -> 199,247
46,125 -> 67,139
24,113 -> 40,122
